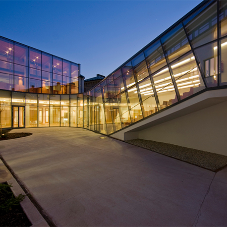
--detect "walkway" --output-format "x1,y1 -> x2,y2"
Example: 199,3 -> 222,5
0,128 -> 226,226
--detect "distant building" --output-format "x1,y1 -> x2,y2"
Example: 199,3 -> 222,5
84,74 -> 105,92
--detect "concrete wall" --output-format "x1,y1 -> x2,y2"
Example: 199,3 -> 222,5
138,101 -> 227,156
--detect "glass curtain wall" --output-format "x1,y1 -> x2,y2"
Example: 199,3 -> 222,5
0,38 -> 79,94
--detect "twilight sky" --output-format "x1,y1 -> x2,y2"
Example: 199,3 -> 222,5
0,0 -> 201,79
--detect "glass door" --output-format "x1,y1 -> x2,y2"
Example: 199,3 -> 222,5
13,106 -> 25,128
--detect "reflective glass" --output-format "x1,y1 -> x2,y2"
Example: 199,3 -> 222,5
70,106 -> 77,127
171,52 -> 205,100
70,94 -> 77,106
71,63 -> 78,81
220,37 -> 227,85
14,44 -> 28,66
161,24 -> 191,63
144,40 -> 166,74
78,106 -> 83,127
53,57 -> 62,75
184,2 -> 217,48
61,106 -> 69,126
0,73 -> 13,90
53,73 -> 62,83
29,68 -> 41,80
112,69 -> 122,80
29,49 -> 41,69
42,71 -> 52,82
14,64 -> 28,77
50,106 -> 60,126
12,92 -> 25,106
42,53 -> 52,72
63,60 -> 70,77
0,60 -> 13,74
122,62 -> 135,89
133,60 -> 149,82
50,95 -> 60,106
152,67 -> 178,109
53,82 -> 62,94
42,80 -> 51,94
14,76 -> 28,92
26,93 -> 38,127
194,41 -> 218,87
0,38 -> 13,62
220,0 -> 227,37
0,91 -> 11,128
29,78 -> 41,93
114,75 -> 125,95
38,106 -> 49,127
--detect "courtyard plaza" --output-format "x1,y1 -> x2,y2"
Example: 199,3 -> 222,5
0,127 -> 227,226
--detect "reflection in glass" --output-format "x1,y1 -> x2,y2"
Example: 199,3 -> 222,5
14,44 -> 28,66
42,53 -> 52,72
0,38 -> 13,62
0,60 -> 13,74
0,91 -> 11,128
14,76 -> 28,92
29,78 -> 41,93
29,49 -> 41,69
53,57 -> 62,75
0,73 -> 13,90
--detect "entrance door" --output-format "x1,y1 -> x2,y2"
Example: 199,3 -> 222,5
94,105 -> 100,132
13,106 -> 25,128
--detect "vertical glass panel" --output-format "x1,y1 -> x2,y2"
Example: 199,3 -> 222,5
29,79 -> 42,93
42,71 -> 52,82
50,106 -> 60,126
12,92 -> 25,106
61,106 -> 69,126
153,67 -> 178,109
42,53 -> 52,72
53,73 -> 62,83
13,106 -> 18,128
220,37 -> 227,85
0,90 -> 11,128
104,102 -> 114,134
194,41 -> 218,87
184,2 -> 217,48
220,0 -> 227,37
14,44 -> 28,66
19,107 -> 24,127
14,76 -> 28,92
29,68 -> 41,80
161,24 -> 191,63
71,63 -> 78,81
132,53 -> 145,67
70,106 -> 77,127
144,40 -> 166,74
38,94 -> 50,127
133,60 -> 149,82
107,80 -> 117,98
70,94 -> 77,106
114,75 -> 125,95
112,69 -> 122,80
0,38 -> 13,62
71,83 -> 78,94
0,73 -> 13,90
138,78 -> 158,117
26,93 -> 37,127
171,52 -> 205,100
29,48 -> 41,69
0,60 -> 13,74
78,106 -> 83,127
129,104 -> 143,123
63,60 -> 70,77
62,76 -> 70,94
53,57 -> 62,75
42,80 -> 51,94
61,95 -> 69,106
38,94 -> 49,107
14,64 -> 28,77
83,95 -> 88,128
53,82 -> 62,94
50,95 -> 60,106
116,92 -> 131,128
122,62 -> 135,89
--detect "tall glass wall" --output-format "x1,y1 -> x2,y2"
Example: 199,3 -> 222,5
0,38 -> 80,94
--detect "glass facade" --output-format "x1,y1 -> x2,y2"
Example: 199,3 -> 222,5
0,38 -> 80,94
0,0 -> 227,135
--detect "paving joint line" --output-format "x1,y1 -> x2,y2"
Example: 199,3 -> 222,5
193,172 -> 216,227
0,154 -> 56,227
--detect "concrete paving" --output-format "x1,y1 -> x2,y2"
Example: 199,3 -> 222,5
0,127 -> 226,226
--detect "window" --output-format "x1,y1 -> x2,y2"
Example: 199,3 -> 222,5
204,57 -> 218,78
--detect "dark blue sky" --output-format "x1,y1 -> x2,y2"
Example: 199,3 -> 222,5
0,0 -> 201,79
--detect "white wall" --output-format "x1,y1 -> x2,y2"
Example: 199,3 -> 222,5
138,101 -> 227,156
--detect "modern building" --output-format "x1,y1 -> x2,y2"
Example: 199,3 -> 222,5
0,0 -> 227,156
84,74 -> 105,92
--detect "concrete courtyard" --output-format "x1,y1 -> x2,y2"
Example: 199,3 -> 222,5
0,127 -> 226,226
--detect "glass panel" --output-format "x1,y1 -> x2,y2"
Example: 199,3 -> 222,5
0,38 -> 13,62
14,76 -> 28,92
42,80 -> 51,94
70,106 -> 77,127
61,95 -> 69,106
29,68 -> 41,80
26,96 -> 37,128
50,106 -> 60,126
184,2 -> 217,48
122,62 -> 135,89
50,95 -> 60,106
220,0 -> 227,37
38,94 -> 50,127
220,37 -> 227,85
14,44 -> 28,66
78,106 -> 83,127
29,48 -> 41,69
112,69 -> 122,80
171,52 -> 205,100
138,78 -> 158,117
71,83 -> 78,94
42,53 -> 52,72
19,107 -> 24,127
42,71 -> 52,82
0,73 -> 13,90
63,60 -> 70,77
29,78 -> 42,93
70,94 -> 77,106
194,41 -> 218,87
53,57 -> 62,75
114,75 -> 125,95
134,60 -> 149,82
14,64 -> 28,77
71,63 -> 78,81
13,106 -> 18,128
104,102 -> 114,134
53,82 -> 62,94
161,24 -> 191,63
61,106 -> 69,126
26,93 -> 37,106
144,40 -> 166,74
0,60 -> 13,74
0,91 -> 11,128
152,67 -> 178,109
12,92 -> 25,106
53,73 -> 62,83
